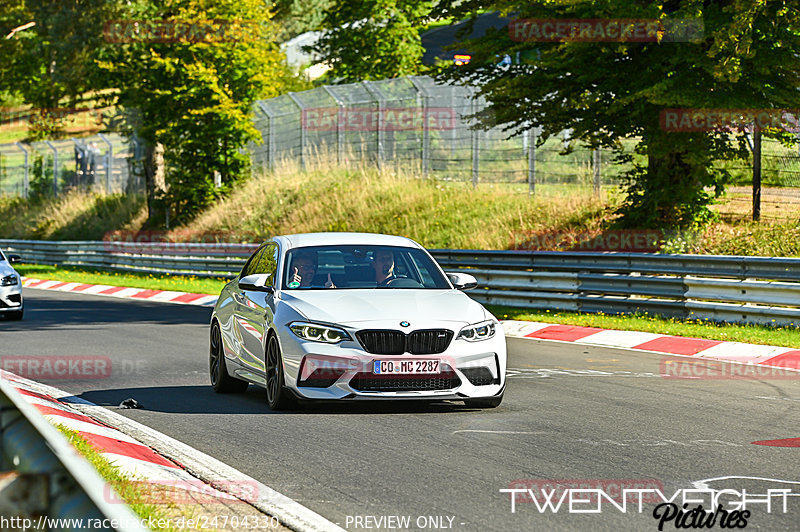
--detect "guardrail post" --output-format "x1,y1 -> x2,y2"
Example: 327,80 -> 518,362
43,140 -> 58,197
15,142 -> 29,198
98,133 -> 113,195
287,92 -> 306,170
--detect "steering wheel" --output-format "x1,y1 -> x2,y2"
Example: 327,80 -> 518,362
377,276 -> 400,287
379,276 -> 423,288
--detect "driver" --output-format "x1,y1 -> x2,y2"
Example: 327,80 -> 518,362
290,251 -> 335,288
372,249 -> 396,285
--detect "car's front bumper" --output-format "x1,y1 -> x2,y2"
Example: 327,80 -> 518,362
0,281 -> 22,313
276,322 -> 507,400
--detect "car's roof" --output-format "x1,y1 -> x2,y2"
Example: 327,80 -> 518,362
277,232 -> 423,250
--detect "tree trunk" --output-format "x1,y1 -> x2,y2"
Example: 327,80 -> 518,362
143,141 -> 165,225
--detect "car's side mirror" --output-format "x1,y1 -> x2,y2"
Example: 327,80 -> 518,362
7,254 -> 21,264
239,274 -> 274,293
447,272 -> 478,290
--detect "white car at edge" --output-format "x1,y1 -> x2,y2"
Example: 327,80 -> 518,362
210,232 -> 506,410
0,248 -> 23,320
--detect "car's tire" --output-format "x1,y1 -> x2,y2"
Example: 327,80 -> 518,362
265,333 -> 297,411
6,308 -> 23,321
210,322 -> 248,393
464,393 -> 503,409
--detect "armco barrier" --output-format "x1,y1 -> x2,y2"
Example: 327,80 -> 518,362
2,239 -> 800,326
0,377 -> 148,529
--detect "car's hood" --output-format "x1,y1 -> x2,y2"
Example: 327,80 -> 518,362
281,289 -> 488,327
0,262 -> 17,278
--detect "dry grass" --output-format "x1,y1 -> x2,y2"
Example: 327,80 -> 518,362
0,190 -> 146,240
188,154 -> 614,249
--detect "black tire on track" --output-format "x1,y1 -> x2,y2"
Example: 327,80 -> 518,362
5,308 -> 23,320
210,322 -> 248,393
265,333 -> 297,411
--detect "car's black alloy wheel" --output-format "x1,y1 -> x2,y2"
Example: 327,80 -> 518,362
265,334 -> 296,411
210,322 -> 248,393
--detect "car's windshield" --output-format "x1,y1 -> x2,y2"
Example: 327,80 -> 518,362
0,249 -> 5,262
283,245 -> 450,290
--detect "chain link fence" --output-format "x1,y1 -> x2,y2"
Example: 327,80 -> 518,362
251,75 -> 628,193
0,133 -> 145,198
3,75 -> 800,222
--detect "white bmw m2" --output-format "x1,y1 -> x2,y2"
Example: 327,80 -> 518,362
210,233 -> 506,410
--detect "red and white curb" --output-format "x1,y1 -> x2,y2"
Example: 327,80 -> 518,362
1,370 -> 345,532
1,370 -> 239,501
502,320 -> 800,370
21,277 -> 218,307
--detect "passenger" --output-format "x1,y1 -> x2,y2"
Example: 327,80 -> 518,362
289,251 -> 335,288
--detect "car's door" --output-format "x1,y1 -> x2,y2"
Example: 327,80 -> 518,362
234,242 -> 279,376
228,245 -> 265,363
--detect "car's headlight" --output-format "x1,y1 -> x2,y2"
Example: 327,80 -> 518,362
456,320 -> 497,342
1,275 -> 18,286
289,322 -> 351,344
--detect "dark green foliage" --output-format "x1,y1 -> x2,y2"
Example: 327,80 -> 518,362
312,0 -> 435,82
440,0 -> 800,229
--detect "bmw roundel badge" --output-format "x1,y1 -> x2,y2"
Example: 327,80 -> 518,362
400,321 -> 410,327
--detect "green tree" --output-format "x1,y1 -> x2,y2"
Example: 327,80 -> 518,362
273,0 -> 333,41
313,0 -> 436,82
0,0 -> 120,139
441,0 -> 800,229
101,0 -> 293,225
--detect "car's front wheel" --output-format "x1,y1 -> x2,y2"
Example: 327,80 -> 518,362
265,334 -> 297,411
210,322 -> 248,393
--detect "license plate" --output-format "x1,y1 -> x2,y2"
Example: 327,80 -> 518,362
373,359 -> 440,374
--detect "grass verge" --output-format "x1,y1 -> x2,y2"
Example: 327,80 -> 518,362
16,264 -> 228,295
16,263 -> 797,347
489,305 -> 800,349
55,425 -> 183,530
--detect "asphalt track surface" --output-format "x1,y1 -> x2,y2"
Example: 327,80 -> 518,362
2,290 -> 800,531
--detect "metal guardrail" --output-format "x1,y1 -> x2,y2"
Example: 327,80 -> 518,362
0,378 -> 148,530
2,239 -> 800,326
